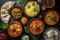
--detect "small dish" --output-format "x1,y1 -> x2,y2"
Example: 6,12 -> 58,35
44,10 -> 59,26
43,27 -> 60,40
7,21 -> 22,37
10,6 -> 22,19
23,1 -> 40,17
21,17 -> 28,25
28,18 -> 44,35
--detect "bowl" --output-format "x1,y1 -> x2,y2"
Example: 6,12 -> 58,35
44,9 -> 59,26
23,1 -> 40,17
7,21 -> 22,37
10,6 -> 22,19
28,18 -> 44,35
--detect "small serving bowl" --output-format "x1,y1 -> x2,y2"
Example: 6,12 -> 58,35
28,18 -> 44,35
10,6 -> 22,19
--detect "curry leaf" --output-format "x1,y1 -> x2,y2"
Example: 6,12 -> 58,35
24,26 -> 29,33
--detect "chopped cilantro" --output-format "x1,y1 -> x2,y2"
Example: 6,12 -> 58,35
49,14 -> 55,21
0,22 -> 8,30
34,8 -> 37,12
27,5 -> 31,9
32,2 -> 35,6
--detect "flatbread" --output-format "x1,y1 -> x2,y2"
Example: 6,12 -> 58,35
1,9 -> 10,23
1,1 -> 15,10
1,1 -> 15,23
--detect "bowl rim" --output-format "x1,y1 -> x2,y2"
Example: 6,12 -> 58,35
23,0 -> 41,18
43,0 -> 55,8
27,18 -> 45,35
7,21 -> 23,37
44,9 -> 59,26
10,6 -> 22,19
43,27 -> 60,40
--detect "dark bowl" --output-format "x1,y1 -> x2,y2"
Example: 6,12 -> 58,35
43,0 -> 55,8
23,0 -> 41,18
10,6 -> 22,19
7,21 -> 23,37
43,27 -> 60,40
44,9 -> 59,26
28,18 -> 45,35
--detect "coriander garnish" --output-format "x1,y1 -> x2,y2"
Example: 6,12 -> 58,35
48,14 -> 55,21
34,8 -> 37,12
32,2 -> 35,6
27,5 -> 31,9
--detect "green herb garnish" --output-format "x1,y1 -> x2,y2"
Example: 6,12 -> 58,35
34,8 -> 37,12
49,14 -> 55,21
32,2 -> 35,6
15,0 -> 22,5
24,26 -> 29,33
27,5 -> 31,9
0,22 -> 8,30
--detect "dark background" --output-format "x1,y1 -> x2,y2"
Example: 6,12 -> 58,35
0,0 -> 60,40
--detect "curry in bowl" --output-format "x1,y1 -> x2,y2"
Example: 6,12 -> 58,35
7,21 -> 22,37
44,10 -> 59,26
24,1 -> 40,17
11,7 -> 22,19
28,19 -> 44,35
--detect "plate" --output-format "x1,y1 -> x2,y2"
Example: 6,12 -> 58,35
43,27 -> 60,40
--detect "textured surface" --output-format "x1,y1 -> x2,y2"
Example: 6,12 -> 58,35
0,0 -> 60,40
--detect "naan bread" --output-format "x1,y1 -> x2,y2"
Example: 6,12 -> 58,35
1,9 -> 10,23
1,1 -> 15,23
1,1 -> 15,10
